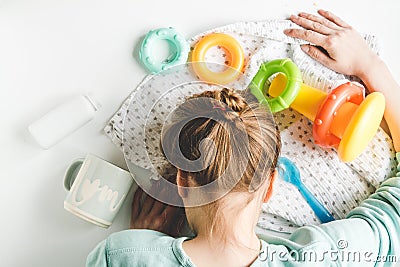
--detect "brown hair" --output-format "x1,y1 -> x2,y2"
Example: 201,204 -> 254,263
161,87 -> 281,239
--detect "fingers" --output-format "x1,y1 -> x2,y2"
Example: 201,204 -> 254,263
130,182 -> 187,235
138,193 -> 156,217
149,198 -> 167,215
290,14 -> 335,35
285,10 -> 352,51
167,208 -> 187,237
163,204 -> 180,220
318,9 -> 350,28
163,205 -> 180,235
147,185 -> 177,217
284,28 -> 326,46
300,44 -> 335,68
298,12 -> 342,30
131,187 -> 143,220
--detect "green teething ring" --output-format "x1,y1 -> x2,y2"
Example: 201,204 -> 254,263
139,27 -> 189,73
250,58 -> 302,113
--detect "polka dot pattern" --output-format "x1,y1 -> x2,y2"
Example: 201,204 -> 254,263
104,20 -> 397,234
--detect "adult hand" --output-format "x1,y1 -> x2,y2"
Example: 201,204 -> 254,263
284,9 -> 380,78
130,184 -> 187,238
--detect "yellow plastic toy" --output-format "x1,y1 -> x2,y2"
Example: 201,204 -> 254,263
190,33 -> 244,85
269,74 -> 386,162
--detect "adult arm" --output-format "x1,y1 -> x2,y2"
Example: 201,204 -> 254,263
284,9 -> 400,152
257,10 -> 400,266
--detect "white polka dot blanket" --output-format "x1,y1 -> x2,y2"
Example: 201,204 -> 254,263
104,19 -> 397,234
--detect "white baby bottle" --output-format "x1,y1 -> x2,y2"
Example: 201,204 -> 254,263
28,93 -> 101,149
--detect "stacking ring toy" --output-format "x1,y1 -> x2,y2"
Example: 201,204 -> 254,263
191,33 -> 244,85
313,82 -> 364,147
139,27 -> 189,73
269,74 -> 386,162
250,58 -> 302,113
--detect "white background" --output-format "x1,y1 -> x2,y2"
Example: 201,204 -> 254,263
1,0 -> 400,266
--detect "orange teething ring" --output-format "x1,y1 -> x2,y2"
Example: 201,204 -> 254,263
191,33 -> 244,85
313,82 -> 364,147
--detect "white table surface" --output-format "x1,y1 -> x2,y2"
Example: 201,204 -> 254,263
1,0 -> 400,266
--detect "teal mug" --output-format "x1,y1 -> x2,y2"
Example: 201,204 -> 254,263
64,154 -> 134,228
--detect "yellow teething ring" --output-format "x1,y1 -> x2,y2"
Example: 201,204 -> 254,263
191,33 -> 244,85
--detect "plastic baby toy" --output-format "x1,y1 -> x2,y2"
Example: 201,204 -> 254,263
190,32 -> 245,85
251,59 -> 385,162
139,27 -> 189,73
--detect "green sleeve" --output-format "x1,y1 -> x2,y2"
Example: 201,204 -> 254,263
260,153 -> 400,266
339,151 -> 400,262
302,152 -> 400,263
86,239 -> 108,267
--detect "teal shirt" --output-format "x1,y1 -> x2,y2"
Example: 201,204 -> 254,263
87,153 -> 400,266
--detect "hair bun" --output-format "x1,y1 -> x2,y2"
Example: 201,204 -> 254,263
217,88 -> 247,113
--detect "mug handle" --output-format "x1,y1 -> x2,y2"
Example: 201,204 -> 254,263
64,158 -> 84,191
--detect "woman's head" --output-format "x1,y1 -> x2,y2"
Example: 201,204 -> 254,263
160,87 -> 281,237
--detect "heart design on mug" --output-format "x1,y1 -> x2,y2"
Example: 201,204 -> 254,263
80,178 -> 100,202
